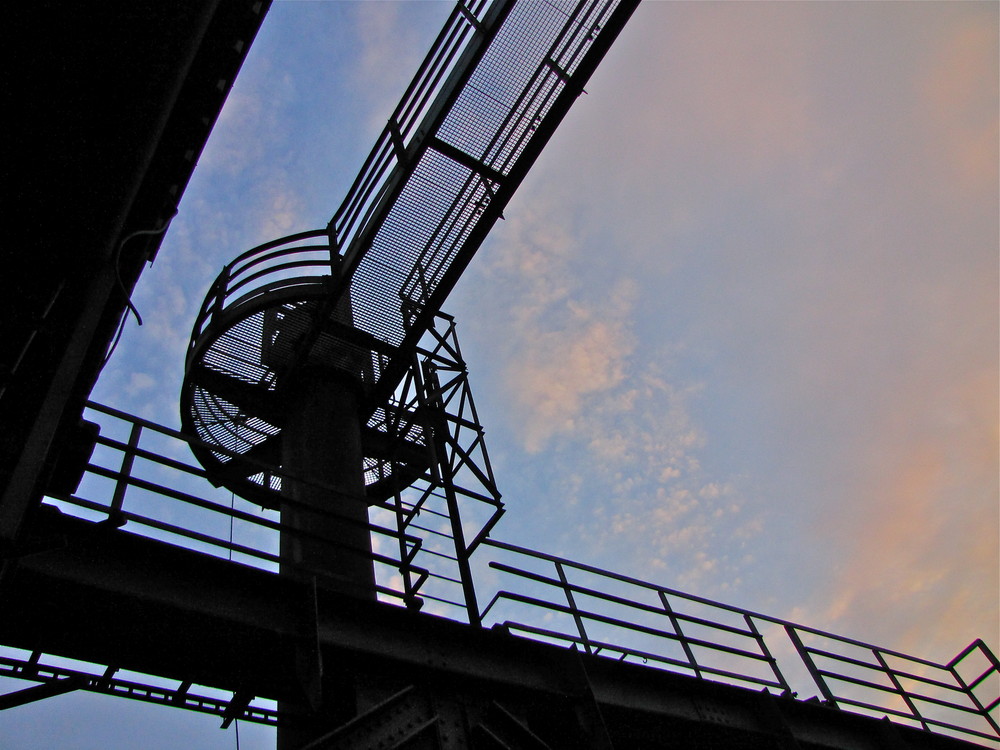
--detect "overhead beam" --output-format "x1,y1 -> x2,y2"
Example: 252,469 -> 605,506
0,677 -> 83,710
0,512 -> 983,749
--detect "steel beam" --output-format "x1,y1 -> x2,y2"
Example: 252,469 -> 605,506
0,677 -> 82,710
0,512 -> 986,748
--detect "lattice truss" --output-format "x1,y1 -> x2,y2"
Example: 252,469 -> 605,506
368,314 -> 504,621
0,649 -> 278,727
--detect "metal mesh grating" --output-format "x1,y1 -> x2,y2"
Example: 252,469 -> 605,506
191,386 -> 279,463
341,0 -> 624,365
342,0 -> 631,486
181,0 -> 635,500
438,0 -> 571,167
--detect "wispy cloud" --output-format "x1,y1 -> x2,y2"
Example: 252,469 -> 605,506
919,16 -> 999,194
348,2 -> 453,135
464,193 -> 759,595
473,199 -> 634,450
461,0 -> 998,647
812,365 -> 999,655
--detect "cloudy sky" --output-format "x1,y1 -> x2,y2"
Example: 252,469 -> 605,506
4,1 -> 997,748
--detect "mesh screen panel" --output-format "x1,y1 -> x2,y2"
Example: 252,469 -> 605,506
342,0 -> 625,358
182,0 -> 630,500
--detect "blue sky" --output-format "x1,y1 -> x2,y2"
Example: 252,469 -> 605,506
4,2 -> 997,748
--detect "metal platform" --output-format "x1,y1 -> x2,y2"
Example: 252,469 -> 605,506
180,0 -> 642,506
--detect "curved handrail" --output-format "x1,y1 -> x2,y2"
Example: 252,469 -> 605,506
188,229 -> 331,351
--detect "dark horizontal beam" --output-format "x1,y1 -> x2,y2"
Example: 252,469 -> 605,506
0,510 -> 984,749
0,677 -> 83,710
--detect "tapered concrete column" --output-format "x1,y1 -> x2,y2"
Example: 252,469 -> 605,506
279,367 -> 374,599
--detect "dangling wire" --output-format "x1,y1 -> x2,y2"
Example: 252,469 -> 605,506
229,490 -> 236,561
103,208 -> 178,368
229,430 -> 240,749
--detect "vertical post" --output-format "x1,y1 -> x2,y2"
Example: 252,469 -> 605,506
389,482 -> 421,610
420,359 -> 481,625
786,626 -> 839,707
211,266 -> 229,319
556,561 -> 593,655
277,368 -> 373,750
745,615 -> 791,695
873,650 -> 928,731
658,590 -> 701,678
280,368 -> 374,599
108,421 -> 142,526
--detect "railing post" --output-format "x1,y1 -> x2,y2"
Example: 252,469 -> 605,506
873,649 -> 928,731
387,474 -> 422,612
555,561 -> 593,655
658,590 -> 701,678
107,421 -> 142,526
785,626 -> 839,707
746,615 -> 791,695
326,221 -> 341,267
211,266 -> 229,320
420,358 -> 482,626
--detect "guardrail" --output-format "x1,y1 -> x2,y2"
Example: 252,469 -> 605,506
479,539 -> 1000,746
48,400 -> 453,612
39,404 -> 997,745
189,229 -> 335,357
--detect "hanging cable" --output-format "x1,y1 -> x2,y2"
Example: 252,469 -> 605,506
229,466 -> 240,748
114,207 -> 178,326
229,490 -> 236,562
102,208 -> 178,368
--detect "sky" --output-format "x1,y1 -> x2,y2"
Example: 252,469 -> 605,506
3,1 -> 998,748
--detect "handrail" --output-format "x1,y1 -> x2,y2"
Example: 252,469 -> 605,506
188,230 -> 331,350
47,400 -> 467,617
328,0 -> 491,246
480,538 -> 1000,746
40,405 -> 998,744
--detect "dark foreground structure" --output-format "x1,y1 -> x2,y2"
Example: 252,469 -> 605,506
3,3 -> 998,748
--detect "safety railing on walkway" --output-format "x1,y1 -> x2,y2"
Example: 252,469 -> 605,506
45,400 -> 455,613
36,404 -> 998,745
479,539 -> 1000,746
788,628 -> 999,741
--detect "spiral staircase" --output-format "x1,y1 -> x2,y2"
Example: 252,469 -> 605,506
180,231 -> 430,510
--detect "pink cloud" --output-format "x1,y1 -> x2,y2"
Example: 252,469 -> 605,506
919,17 -> 999,193
816,368 -> 999,656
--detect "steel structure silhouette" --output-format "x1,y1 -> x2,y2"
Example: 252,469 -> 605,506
2,2 -> 997,748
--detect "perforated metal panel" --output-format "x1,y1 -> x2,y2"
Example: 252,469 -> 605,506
180,0 -> 638,502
